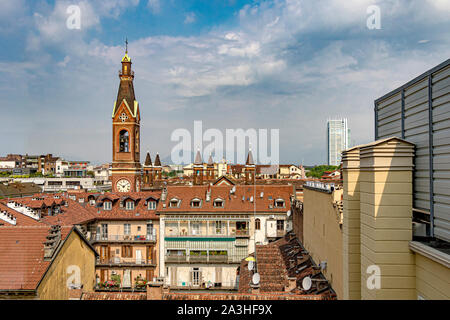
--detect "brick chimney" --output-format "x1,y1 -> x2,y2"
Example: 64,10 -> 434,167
146,282 -> 164,300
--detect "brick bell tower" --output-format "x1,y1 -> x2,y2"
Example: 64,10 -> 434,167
111,41 -> 142,192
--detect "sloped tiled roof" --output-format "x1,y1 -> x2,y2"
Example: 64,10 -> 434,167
158,185 -> 293,213
82,191 -> 161,221
0,225 -> 72,291
238,232 -> 336,298
0,202 -> 42,227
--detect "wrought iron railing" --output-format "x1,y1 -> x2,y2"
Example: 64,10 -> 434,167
90,233 -> 156,242
96,257 -> 156,265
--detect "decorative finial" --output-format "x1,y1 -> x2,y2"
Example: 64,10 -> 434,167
125,37 -> 128,54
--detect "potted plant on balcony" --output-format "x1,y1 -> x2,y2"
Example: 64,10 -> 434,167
103,274 -> 121,290
134,275 -> 147,290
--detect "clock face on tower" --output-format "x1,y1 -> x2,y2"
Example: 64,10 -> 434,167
116,179 -> 131,192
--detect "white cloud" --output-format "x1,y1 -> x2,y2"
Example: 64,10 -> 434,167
184,12 -> 196,24
2,0 -> 450,164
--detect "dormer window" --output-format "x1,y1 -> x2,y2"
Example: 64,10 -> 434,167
191,199 -> 202,208
275,199 -> 285,208
103,201 -> 112,211
169,198 -> 180,208
148,201 -> 156,210
125,201 -> 135,210
213,199 -> 224,208
89,199 -> 96,206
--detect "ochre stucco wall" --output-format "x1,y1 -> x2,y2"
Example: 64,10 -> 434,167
415,254 -> 450,300
303,188 -> 344,299
37,231 -> 96,300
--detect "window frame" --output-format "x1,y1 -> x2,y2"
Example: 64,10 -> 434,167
103,201 -> 112,211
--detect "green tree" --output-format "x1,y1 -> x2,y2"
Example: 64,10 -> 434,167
305,165 -> 339,178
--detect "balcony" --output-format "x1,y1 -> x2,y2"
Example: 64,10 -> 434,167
233,229 -> 250,237
165,254 -> 240,264
165,255 -> 187,263
90,233 -> 157,243
96,257 -> 156,266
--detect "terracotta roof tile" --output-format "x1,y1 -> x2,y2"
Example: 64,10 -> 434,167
159,185 -> 293,213
0,225 -> 72,291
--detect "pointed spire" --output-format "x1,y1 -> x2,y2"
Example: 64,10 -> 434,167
246,147 -> 255,166
207,153 -> 214,166
154,152 -> 161,167
144,151 -> 152,166
194,147 -> 203,165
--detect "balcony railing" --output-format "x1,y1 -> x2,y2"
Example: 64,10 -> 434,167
90,234 -> 156,242
165,230 -> 249,238
165,255 -> 241,264
233,229 -> 250,237
96,257 -> 156,266
276,230 -> 285,237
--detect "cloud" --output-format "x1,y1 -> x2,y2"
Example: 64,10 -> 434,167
1,0 -> 450,165
184,12 -> 196,24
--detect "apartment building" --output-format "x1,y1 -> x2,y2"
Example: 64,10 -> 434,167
157,184 -> 293,289
78,192 -> 162,290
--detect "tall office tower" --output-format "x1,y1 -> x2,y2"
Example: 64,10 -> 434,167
327,118 -> 350,166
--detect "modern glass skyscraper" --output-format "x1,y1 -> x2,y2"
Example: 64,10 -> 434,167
327,118 -> 350,166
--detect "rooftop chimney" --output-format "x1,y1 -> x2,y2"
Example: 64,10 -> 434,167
44,225 -> 62,260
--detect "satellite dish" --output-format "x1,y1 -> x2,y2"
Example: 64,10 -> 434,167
287,210 -> 291,217
302,276 -> 312,291
248,261 -> 254,271
252,273 -> 260,285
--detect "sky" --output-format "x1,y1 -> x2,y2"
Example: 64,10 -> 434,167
0,0 -> 449,166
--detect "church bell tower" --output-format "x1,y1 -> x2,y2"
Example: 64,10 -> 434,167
111,40 -> 141,192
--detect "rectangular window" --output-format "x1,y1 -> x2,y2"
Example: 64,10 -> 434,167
148,201 -> 156,210
126,201 -> 135,210
103,201 -> 112,210
191,222 -> 200,235
215,221 -> 224,234
124,223 -> 131,235
192,268 -> 200,286
277,220 -> 284,231
101,224 -> 108,240
122,245 -> 133,258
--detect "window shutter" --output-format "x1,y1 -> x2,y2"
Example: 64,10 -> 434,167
121,245 -> 125,257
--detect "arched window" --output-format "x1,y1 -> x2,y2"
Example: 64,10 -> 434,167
119,130 -> 129,152
255,218 -> 261,230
